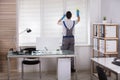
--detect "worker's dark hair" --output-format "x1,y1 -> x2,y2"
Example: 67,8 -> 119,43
66,11 -> 72,19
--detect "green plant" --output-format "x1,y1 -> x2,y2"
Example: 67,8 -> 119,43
103,16 -> 107,20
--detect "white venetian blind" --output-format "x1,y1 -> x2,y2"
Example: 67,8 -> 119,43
18,0 -> 40,46
41,0 -> 89,45
18,0 -> 89,46
40,0 -> 63,37
66,0 -> 88,45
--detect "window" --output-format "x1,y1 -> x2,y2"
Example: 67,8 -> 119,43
18,0 -> 89,46
65,0 -> 89,45
18,0 -> 41,46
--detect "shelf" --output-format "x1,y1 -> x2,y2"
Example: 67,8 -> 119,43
99,37 -> 118,40
93,23 -> 118,26
93,48 -> 118,54
92,73 -> 98,78
93,36 -> 118,40
92,49 -> 99,52
93,23 -> 118,57
93,36 -> 99,39
102,52 -> 118,55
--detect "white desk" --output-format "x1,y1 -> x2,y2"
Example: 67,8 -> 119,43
91,57 -> 120,80
7,50 -> 76,80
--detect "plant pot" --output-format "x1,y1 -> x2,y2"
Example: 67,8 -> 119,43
102,20 -> 107,23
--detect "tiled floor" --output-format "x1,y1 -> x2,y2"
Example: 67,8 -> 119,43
0,70 -> 91,80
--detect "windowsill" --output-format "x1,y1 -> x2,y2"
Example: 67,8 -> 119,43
19,43 -> 92,47
19,43 -> 36,47
75,44 -> 91,47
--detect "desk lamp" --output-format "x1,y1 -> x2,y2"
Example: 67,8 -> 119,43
19,28 -> 32,34
9,28 -> 32,51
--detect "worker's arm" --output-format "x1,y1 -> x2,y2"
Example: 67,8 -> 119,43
76,9 -> 80,22
77,16 -> 80,22
57,14 -> 66,24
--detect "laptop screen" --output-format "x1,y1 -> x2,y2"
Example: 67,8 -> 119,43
36,37 -> 62,51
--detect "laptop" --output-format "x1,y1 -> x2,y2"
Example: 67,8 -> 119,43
112,57 -> 120,66
36,37 -> 62,51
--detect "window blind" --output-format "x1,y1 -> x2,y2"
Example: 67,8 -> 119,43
65,0 -> 88,45
40,0 -> 63,37
18,0 -> 89,46
41,0 -> 89,45
18,0 -> 40,46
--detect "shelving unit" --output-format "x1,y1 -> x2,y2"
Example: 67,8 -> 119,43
93,23 -> 119,57
91,23 -> 119,80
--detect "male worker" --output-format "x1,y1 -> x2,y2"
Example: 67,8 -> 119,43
57,10 -> 80,72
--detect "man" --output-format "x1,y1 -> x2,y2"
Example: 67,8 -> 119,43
57,10 -> 80,72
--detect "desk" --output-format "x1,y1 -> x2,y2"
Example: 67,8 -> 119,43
7,50 -> 76,80
91,57 -> 120,80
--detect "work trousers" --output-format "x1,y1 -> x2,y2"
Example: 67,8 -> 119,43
61,37 -> 74,69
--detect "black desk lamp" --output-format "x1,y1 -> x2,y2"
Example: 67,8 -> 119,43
9,28 -> 32,51
19,28 -> 32,34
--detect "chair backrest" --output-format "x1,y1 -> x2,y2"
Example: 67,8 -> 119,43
96,66 -> 107,80
21,48 -> 36,54
21,48 -> 37,59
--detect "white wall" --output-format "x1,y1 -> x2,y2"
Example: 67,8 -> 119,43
75,46 -> 92,71
89,0 -> 101,46
89,0 -> 101,23
101,0 -> 120,24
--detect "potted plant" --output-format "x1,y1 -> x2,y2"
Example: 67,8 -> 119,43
102,16 -> 107,23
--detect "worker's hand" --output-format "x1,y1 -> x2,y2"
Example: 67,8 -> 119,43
61,14 -> 66,20
76,9 -> 80,17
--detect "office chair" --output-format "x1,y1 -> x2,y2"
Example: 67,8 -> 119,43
21,48 -> 41,79
96,66 -> 107,80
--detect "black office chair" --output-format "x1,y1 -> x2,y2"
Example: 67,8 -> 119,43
96,66 -> 107,80
21,48 -> 41,79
